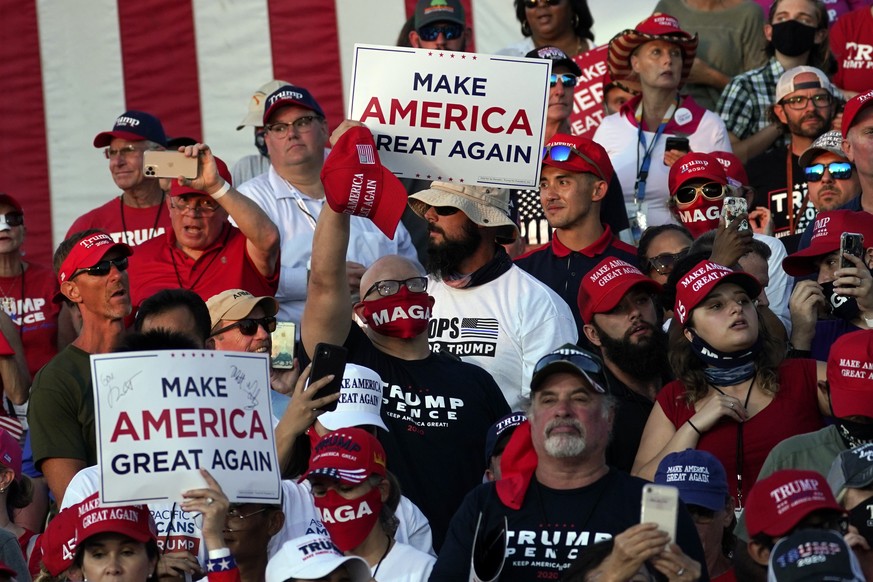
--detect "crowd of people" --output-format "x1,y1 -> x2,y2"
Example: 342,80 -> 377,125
3,0 -> 873,580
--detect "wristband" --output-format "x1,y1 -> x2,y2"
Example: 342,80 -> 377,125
210,180 -> 231,200
687,419 -> 702,435
206,548 -> 235,572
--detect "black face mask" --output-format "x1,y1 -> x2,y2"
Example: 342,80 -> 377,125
836,417 -> 873,448
770,20 -> 818,57
849,495 -> 873,545
255,128 -> 269,158
821,281 -> 861,321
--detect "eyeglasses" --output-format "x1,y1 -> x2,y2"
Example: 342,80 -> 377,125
0,213 -> 23,227
170,196 -> 220,215
533,351 -> 607,392
104,145 -> 151,159
779,93 -> 833,110
193,505 -> 270,532
417,23 -> 464,41
364,276 -> 428,299
265,116 -> 322,137
542,145 -> 606,179
804,161 -> 853,182
70,256 -> 129,280
524,0 -> 563,8
673,182 -> 725,205
646,249 -> 688,275
210,316 -> 277,337
549,74 -> 578,88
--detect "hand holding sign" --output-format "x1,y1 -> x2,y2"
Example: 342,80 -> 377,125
182,469 -> 229,552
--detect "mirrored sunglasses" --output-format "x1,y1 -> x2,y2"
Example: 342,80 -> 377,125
549,74 -> 578,88
533,352 -> 607,392
417,23 -> 463,41
804,161 -> 853,182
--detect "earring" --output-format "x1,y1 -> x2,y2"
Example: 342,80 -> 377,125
522,20 -> 531,36
573,13 -> 580,28
0,487 -> 7,494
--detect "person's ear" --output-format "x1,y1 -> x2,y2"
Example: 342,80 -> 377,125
773,104 -> 788,125
61,281 -> 83,304
378,478 -> 390,503
763,23 -> 773,42
683,327 -> 695,343
205,336 -> 216,349
408,30 -> 422,48
747,540 -> 772,566
583,323 -> 602,347
267,508 -> 285,536
591,179 -> 608,202
631,54 -> 641,74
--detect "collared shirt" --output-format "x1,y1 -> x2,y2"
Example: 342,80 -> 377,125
128,223 -> 278,310
717,57 -> 786,141
514,225 -> 639,337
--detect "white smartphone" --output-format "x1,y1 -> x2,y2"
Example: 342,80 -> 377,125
641,484 -> 679,547
721,196 -> 749,231
143,150 -> 199,179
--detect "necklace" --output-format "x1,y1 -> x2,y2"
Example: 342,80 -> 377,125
371,533 -> 392,578
119,191 -> 166,245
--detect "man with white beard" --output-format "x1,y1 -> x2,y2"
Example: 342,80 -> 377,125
432,344 -> 707,581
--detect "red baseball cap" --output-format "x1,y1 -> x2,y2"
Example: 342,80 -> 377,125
169,156 -> 232,198
673,260 -> 761,325
321,125 -> 407,240
577,257 -> 662,323
93,110 -> 167,148
304,427 -> 387,485
841,89 -> 873,139
745,470 -> 843,538
38,499 -> 86,576
608,13 -> 697,87
711,151 -> 749,188
543,134 -> 614,183
76,500 -> 157,545
827,329 -> 873,419
57,231 -> 132,285
781,210 -> 873,276
668,152 -> 728,195
0,429 -> 21,477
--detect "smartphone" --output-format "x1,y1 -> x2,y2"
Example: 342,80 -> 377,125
840,232 -> 865,270
722,196 -> 749,231
664,136 -> 690,153
641,484 -> 678,547
308,343 -> 347,412
143,150 -> 199,179
270,322 -> 296,369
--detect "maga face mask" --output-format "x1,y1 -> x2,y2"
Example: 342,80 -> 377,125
355,287 -> 434,339
822,281 -> 861,321
314,487 -> 382,552
672,187 -> 724,239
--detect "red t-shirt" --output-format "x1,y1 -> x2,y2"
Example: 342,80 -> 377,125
657,360 -> 823,507
66,196 -> 171,247
831,7 -> 873,94
127,223 -> 278,310
0,262 -> 60,376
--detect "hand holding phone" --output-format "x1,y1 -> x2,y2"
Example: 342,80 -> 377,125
143,150 -> 199,179
840,232 -> 865,271
308,343 -> 347,412
664,137 -> 690,153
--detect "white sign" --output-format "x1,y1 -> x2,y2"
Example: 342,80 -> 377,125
91,350 -> 280,506
349,44 -> 550,188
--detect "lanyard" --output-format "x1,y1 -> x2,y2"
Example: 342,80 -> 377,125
634,100 -> 678,204
282,178 -> 319,230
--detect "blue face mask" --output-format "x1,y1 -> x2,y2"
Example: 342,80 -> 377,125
687,329 -> 759,386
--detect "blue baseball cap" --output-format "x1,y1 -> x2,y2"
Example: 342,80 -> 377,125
262,84 -> 326,124
485,412 -> 526,464
655,449 -> 728,511
93,110 -> 167,148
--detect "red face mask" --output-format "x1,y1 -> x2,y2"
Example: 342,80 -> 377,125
314,487 -> 383,552
674,196 -> 723,238
355,286 -> 434,339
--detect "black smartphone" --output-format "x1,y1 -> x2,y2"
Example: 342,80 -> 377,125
840,232 -> 865,270
309,343 -> 347,412
664,136 -> 690,153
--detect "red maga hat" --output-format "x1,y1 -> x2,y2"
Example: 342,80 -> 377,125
674,260 -> 760,326
577,257 -> 662,323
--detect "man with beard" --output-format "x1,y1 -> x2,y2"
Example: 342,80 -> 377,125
515,134 -> 638,345
407,181 -> 576,408
28,230 -> 132,504
746,67 -> 838,247
579,257 -> 668,472
432,344 -> 707,581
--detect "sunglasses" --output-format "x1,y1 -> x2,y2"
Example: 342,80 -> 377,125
71,256 -> 129,280
417,23 -> 463,41
647,249 -> 688,275
364,276 -> 428,299
542,145 -> 606,179
210,316 -> 277,337
673,182 -> 725,205
533,351 -> 607,392
0,213 -> 23,227
549,74 -> 578,88
804,161 -> 853,182
425,205 -> 460,216
524,0 -> 563,7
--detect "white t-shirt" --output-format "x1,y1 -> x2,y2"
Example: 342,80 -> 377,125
371,540 -> 435,582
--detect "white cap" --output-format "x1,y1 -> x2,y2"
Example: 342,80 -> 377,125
319,363 -> 388,432
775,66 -> 832,102
266,535 -> 370,582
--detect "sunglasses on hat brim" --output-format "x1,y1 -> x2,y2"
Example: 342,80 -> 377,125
543,145 -> 606,180
533,352 -> 608,392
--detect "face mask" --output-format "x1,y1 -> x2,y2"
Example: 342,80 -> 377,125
355,287 -> 434,339
674,197 -> 722,239
849,495 -> 873,545
821,281 -> 861,321
687,329 -> 759,386
770,20 -> 818,57
255,128 -> 269,158
314,487 -> 382,552
836,417 -> 873,449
